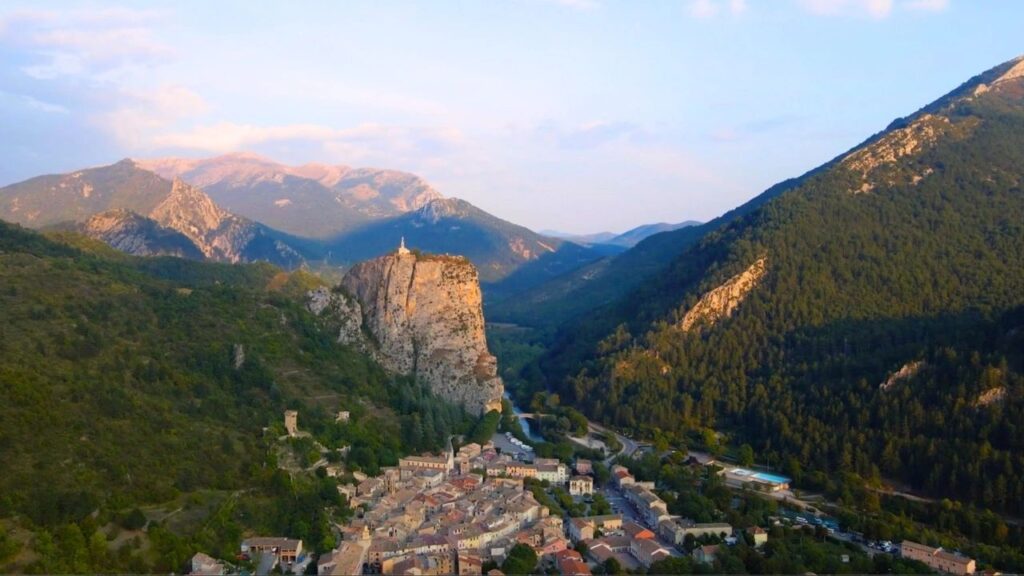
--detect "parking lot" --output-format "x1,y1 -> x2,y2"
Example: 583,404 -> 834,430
490,432 -> 534,461
778,508 -> 884,557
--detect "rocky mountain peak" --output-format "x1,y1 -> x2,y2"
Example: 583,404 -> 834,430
415,198 -> 467,224
990,54 -> 1024,86
309,249 -> 504,415
150,178 -> 231,238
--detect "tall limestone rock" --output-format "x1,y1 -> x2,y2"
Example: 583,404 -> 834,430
309,242 -> 504,415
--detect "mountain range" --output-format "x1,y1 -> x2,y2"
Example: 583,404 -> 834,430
0,154 -> 621,289
3,51 -> 1024,574
0,159 -> 303,267
541,220 -> 701,248
135,152 -> 442,239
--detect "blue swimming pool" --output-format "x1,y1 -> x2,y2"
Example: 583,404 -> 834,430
752,472 -> 791,484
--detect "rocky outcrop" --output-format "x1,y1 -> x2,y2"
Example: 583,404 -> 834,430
679,257 -> 767,332
308,249 -> 504,415
841,114 -> 958,194
149,179 -> 256,263
141,178 -> 302,267
307,286 -> 366,348
972,56 -> 1024,96
79,209 -> 204,259
974,386 -> 1007,408
880,360 -> 925,391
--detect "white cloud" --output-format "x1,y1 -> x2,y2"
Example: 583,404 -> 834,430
100,86 -> 208,148
797,0 -> 948,18
688,0 -> 747,19
730,0 -> 749,15
689,0 -> 719,18
906,0 -> 949,12
798,0 -> 892,18
867,0 -> 895,17
1,7 -> 171,79
539,0 -> 599,10
148,121 -> 467,164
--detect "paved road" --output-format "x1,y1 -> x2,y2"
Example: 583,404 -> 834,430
518,412 -> 638,464
586,419 -> 639,464
831,531 -> 881,557
599,484 -> 641,525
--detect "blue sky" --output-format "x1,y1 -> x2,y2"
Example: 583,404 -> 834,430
1,0 -> 1021,233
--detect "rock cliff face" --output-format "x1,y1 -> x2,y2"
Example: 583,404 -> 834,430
79,209 -> 205,259
679,257 -> 767,332
307,286 -> 366,348
151,178 -> 262,263
974,386 -> 1007,408
840,114 -> 978,194
308,249 -> 504,415
879,360 -> 925,391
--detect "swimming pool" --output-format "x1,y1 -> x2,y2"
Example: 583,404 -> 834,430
752,472 -> 791,484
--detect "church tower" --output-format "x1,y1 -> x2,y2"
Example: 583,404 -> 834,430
397,237 -> 411,256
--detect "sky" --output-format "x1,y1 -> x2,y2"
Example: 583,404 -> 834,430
1,1 -> 1022,234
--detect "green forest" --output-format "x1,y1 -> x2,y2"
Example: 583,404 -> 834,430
494,78 -> 1024,569
0,220 -> 469,572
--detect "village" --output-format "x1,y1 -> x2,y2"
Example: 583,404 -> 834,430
187,410 -> 978,576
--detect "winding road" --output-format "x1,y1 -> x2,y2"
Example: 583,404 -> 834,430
518,412 -> 639,465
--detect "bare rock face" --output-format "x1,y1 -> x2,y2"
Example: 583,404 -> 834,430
679,257 -> 767,332
880,360 -> 925,391
974,386 -> 1007,408
309,250 -> 504,415
307,286 -> 366,347
149,179 -> 256,263
840,114 -> 965,194
79,209 -> 204,259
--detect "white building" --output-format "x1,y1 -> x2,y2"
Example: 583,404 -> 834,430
535,458 -> 569,485
569,475 -> 594,496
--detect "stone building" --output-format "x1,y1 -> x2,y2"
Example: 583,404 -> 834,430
901,540 -> 975,575
569,475 -> 594,496
284,410 -> 298,436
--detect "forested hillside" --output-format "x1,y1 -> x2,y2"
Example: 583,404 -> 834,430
489,175 -> 806,327
0,220 -> 467,572
534,57 -> 1024,518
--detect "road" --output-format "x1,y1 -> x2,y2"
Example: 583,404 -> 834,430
524,409 -> 897,560
584,419 -> 640,465
517,410 -> 640,465
598,484 -> 641,525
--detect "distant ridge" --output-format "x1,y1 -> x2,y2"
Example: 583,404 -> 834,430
136,152 -> 442,239
541,220 -> 701,248
0,160 -> 303,267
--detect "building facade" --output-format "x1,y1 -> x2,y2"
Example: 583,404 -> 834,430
901,540 -> 976,575
569,475 -> 594,496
